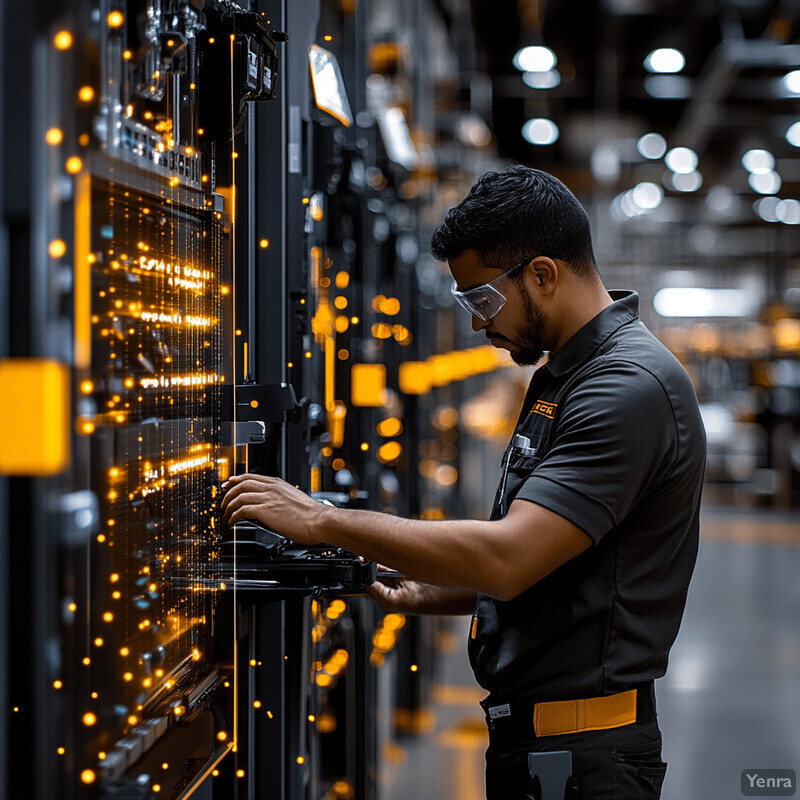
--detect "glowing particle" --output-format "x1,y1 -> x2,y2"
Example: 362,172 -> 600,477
259,238 -> 270,248
81,770 -> 95,784
360,442 -> 369,452
410,664 -> 418,672
212,770 -> 219,777
81,381 -> 94,394
53,680 -> 63,690
54,31 -> 73,50
82,657 -> 91,666
127,715 -> 138,726
208,37 -> 215,44
237,770 -> 245,778
250,659 -> 257,666
78,86 -> 94,102
48,240 -> 67,259
45,128 -> 63,146
68,602 -> 77,612
173,705 -> 186,717
82,712 -> 97,726
57,747 -> 65,755
112,591 -> 121,599
350,316 -> 359,325
267,710 -> 274,719
217,731 -> 227,741
107,11 -> 124,28
123,50 -> 132,60
308,714 -> 316,722
110,572 -> 120,582
96,534 -> 106,543
66,156 -> 83,174
98,751 -> 105,759
297,756 -> 305,765
123,672 -> 133,681
152,786 -> 161,793
324,35 -> 332,41
253,700 -> 262,708
103,612 -> 113,622
93,638 -> 103,647
91,693 -> 98,699
162,763 -> 169,770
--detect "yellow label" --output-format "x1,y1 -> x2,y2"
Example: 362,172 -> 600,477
470,616 -> 478,639
531,400 -> 557,419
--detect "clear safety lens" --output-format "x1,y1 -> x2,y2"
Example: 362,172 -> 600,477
450,282 -> 507,321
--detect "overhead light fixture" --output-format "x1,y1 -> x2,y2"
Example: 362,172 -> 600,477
670,170 -> 703,192
665,146 -> 698,174
785,121 -> 800,147
741,149 -> 774,174
513,46 -> 557,73
636,132 -> 667,159
776,199 -> 800,224
781,70 -> 800,95
522,70 -> 561,89
653,287 -> 758,318
754,197 -> 780,222
631,181 -> 663,210
643,75 -> 691,99
644,48 -> 685,74
522,118 -> 559,145
748,171 -> 781,195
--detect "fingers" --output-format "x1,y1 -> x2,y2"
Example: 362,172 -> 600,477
220,479 -> 270,514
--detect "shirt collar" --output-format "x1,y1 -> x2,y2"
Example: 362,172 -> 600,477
545,290 -> 639,378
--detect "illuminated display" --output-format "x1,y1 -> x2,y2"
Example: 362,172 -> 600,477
73,176 -> 232,779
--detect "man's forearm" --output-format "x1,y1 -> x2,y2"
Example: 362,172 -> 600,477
411,586 -> 478,615
315,505 -> 507,597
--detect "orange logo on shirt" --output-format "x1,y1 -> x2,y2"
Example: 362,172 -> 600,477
531,400 -> 557,419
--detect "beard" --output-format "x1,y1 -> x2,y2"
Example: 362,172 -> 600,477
509,289 -> 546,366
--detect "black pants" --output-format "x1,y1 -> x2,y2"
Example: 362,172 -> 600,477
485,720 -> 667,800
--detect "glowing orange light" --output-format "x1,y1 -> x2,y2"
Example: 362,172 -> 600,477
81,770 -> 95,784
217,731 -> 227,741
410,664 -> 419,672
107,11 -> 124,28
212,770 -> 219,777
93,638 -> 103,647
82,713 -> 97,726
48,239 -> 67,259
123,672 -> 133,682
57,747 -> 65,755
237,770 -> 245,778
68,602 -> 77,612
78,86 -> 94,102
53,680 -> 63,690
98,751 -> 105,759
152,786 -> 161,793
103,612 -> 113,622
173,705 -> 186,717
350,316 -> 360,325
360,442 -> 369,451
123,49 -> 132,60
112,591 -> 121,599
96,534 -> 106,543
297,756 -> 305,765
162,763 -> 169,770
308,714 -> 316,722
45,128 -> 63,146
110,571 -> 120,581
54,31 -> 73,50
127,715 -> 138,726
324,35 -> 332,41
208,37 -> 215,44
66,156 -> 83,174
259,238 -> 269,248
253,700 -> 262,708
82,657 -> 91,666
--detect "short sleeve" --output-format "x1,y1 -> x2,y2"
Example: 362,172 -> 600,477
514,361 -> 678,542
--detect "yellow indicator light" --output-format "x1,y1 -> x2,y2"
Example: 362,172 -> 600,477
267,710 -> 274,719
112,591 -> 121,599
297,756 -> 305,765
123,672 -> 133,682
78,86 -> 94,102
377,417 -> 403,438
120,647 -> 129,656
96,534 -> 106,543
110,572 -> 120,581
308,714 -> 316,722
231,151 -> 238,159
82,657 -> 90,666
103,612 -> 113,622
324,35 -> 332,41
107,11 -> 124,28
237,770 -> 246,778
360,443 -> 369,452
212,770 -> 219,777
173,705 -> 186,717
287,362 -> 294,368
53,680 -> 62,690
48,240 -> 67,259
80,381 -> 94,394
127,715 -> 138,726
249,400 -> 259,409
98,751 -> 105,759
57,747 -> 65,755
45,128 -> 63,146
122,49 -> 132,60
81,770 -> 96,784
152,786 -> 161,793
302,197 -> 310,205
54,30 -> 73,50
305,351 -> 312,359
350,316 -> 359,325
65,156 -> 83,174
208,37 -> 215,44
253,700 -> 262,708
217,731 -> 227,741
68,603 -> 77,612
162,763 -> 169,770
410,664 -> 419,672
82,713 -> 96,727
94,638 -> 103,647
259,238 -> 269,248
249,659 -> 257,667
335,271 -> 350,289
377,441 -> 403,464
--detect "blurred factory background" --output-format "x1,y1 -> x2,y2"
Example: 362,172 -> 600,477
0,0 -> 798,799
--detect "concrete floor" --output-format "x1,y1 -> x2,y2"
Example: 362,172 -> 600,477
380,506 -> 800,800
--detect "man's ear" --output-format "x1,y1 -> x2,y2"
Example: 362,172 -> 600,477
529,256 -> 558,294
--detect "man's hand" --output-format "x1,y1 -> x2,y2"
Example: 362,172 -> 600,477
367,577 -> 477,615
220,473 -> 327,545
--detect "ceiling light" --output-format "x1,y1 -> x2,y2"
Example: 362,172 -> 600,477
522,70 -> 561,89
776,199 -> 800,224
513,46 -> 557,73
653,288 -> 757,318
665,147 -> 698,174
643,75 -> 692,99
781,70 -> 800,95
631,182 -> 663,210
785,121 -> 800,147
637,132 -> 667,159
741,149 -> 774,174
667,170 -> 702,192
748,171 -> 781,195
754,197 -> 780,222
522,118 -> 559,145
644,48 -> 685,74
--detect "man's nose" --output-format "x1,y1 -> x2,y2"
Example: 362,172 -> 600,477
472,314 -> 490,332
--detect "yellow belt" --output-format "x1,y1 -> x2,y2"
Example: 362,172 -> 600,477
533,689 -> 638,737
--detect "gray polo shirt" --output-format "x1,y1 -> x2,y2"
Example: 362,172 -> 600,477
469,290 -> 706,701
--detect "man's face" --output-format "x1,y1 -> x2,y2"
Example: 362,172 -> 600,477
449,249 -> 548,366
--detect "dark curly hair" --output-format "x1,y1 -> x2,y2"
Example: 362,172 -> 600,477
430,165 -> 598,280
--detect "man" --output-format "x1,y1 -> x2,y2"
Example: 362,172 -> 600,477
222,165 -> 706,799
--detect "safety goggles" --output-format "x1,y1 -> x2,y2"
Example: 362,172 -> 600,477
450,257 -> 532,321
